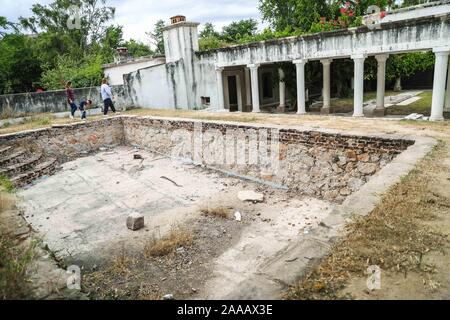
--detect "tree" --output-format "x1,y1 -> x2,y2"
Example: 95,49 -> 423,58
200,23 -> 220,39
19,0 -> 115,50
0,16 -> 17,37
259,0 -> 329,32
95,25 -> 124,62
387,52 -> 435,91
148,20 -> 166,55
221,19 -> 258,42
401,0 -> 439,7
0,34 -> 42,94
123,39 -> 153,58
40,54 -> 103,90
16,0 -> 139,91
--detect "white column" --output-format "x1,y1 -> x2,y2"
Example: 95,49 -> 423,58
445,62 -> 450,110
244,67 -> 252,110
320,59 -> 332,114
374,54 -> 389,117
430,49 -> 450,121
293,59 -> 308,115
248,64 -> 260,113
278,68 -> 286,112
352,54 -> 366,117
215,67 -> 225,110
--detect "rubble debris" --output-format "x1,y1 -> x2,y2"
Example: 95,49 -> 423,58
404,113 -> 429,121
160,176 -> 183,187
126,212 -> 145,231
163,294 -> 174,300
238,190 -> 264,203
234,211 -> 242,222
133,154 -> 143,160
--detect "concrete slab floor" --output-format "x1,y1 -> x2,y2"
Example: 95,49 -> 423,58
17,147 -> 235,260
17,146 -> 336,299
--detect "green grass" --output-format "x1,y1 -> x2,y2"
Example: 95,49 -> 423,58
388,91 -> 432,116
331,90 -> 397,108
0,174 -> 15,193
28,115 -> 53,126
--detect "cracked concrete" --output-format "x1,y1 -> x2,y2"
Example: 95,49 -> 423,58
18,146 -> 240,263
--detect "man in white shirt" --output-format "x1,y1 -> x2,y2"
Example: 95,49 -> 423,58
101,78 -> 117,115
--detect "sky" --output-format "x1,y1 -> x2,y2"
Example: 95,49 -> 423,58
0,0 -> 264,43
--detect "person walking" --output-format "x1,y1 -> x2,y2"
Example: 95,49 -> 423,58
101,78 -> 117,116
65,81 -> 77,119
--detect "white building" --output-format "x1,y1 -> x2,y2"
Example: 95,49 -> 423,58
105,1 -> 450,120
103,49 -> 166,86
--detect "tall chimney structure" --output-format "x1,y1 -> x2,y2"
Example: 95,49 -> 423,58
162,16 -> 200,109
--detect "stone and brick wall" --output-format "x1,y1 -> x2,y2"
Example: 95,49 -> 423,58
122,117 -> 414,202
0,118 -> 124,162
0,116 -> 414,201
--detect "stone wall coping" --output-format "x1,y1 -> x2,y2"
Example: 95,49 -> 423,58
0,116 -> 123,140
120,115 -> 416,143
0,115 -> 418,145
339,134 -> 437,218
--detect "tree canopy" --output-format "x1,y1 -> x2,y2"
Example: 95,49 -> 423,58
0,0 -> 153,94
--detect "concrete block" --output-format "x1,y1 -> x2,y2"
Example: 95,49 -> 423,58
126,213 -> 145,231
238,190 -> 264,203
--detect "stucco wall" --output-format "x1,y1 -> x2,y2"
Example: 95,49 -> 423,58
124,64 -> 175,109
0,85 -> 130,117
104,57 -> 166,85
124,23 -> 204,110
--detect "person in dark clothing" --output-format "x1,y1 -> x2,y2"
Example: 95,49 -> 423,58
78,100 -> 92,120
65,81 -> 77,119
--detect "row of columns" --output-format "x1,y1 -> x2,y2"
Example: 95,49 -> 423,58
431,48 -> 450,121
216,48 -> 450,121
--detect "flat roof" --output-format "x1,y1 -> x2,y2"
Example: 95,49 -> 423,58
102,55 -> 166,69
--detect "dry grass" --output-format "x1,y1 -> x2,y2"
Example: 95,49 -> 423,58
144,226 -> 193,257
200,206 -> 230,219
0,192 -> 14,213
0,114 -> 105,135
0,236 -> 38,300
0,188 -> 37,300
84,226 -> 194,299
286,141 -> 449,300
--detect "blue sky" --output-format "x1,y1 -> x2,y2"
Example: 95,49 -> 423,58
0,0 -> 263,42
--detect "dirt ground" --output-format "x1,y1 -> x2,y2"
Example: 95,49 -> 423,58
2,110 -> 449,300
